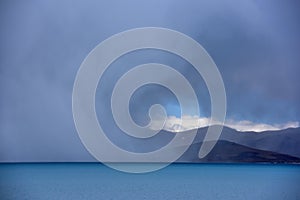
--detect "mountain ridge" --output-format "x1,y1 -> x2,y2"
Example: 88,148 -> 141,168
166,125 -> 300,159
177,140 -> 300,163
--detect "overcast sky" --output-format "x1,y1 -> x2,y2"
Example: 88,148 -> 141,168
1,0 -> 300,161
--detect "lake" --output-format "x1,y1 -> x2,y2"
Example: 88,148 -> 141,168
0,163 -> 299,199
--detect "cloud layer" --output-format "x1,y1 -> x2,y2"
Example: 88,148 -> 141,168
151,115 -> 299,132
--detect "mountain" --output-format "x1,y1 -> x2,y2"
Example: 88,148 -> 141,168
171,126 -> 300,163
176,140 -> 300,163
203,126 -> 300,158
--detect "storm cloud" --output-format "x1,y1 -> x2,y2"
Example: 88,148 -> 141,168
0,0 -> 299,161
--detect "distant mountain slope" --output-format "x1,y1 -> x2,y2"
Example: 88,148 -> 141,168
176,140 -> 300,163
183,126 -> 300,158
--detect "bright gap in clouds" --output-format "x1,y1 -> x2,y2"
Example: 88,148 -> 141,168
150,115 -> 300,132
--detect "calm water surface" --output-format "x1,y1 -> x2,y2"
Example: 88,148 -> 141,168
0,163 -> 299,200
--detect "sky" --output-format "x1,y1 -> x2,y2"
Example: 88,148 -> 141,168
0,0 -> 300,162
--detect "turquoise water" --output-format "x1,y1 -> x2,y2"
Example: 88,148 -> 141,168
0,163 -> 299,200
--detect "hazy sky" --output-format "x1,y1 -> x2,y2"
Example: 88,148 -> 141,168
1,0 -> 300,161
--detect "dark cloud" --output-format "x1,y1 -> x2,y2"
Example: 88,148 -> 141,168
0,0 -> 299,161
